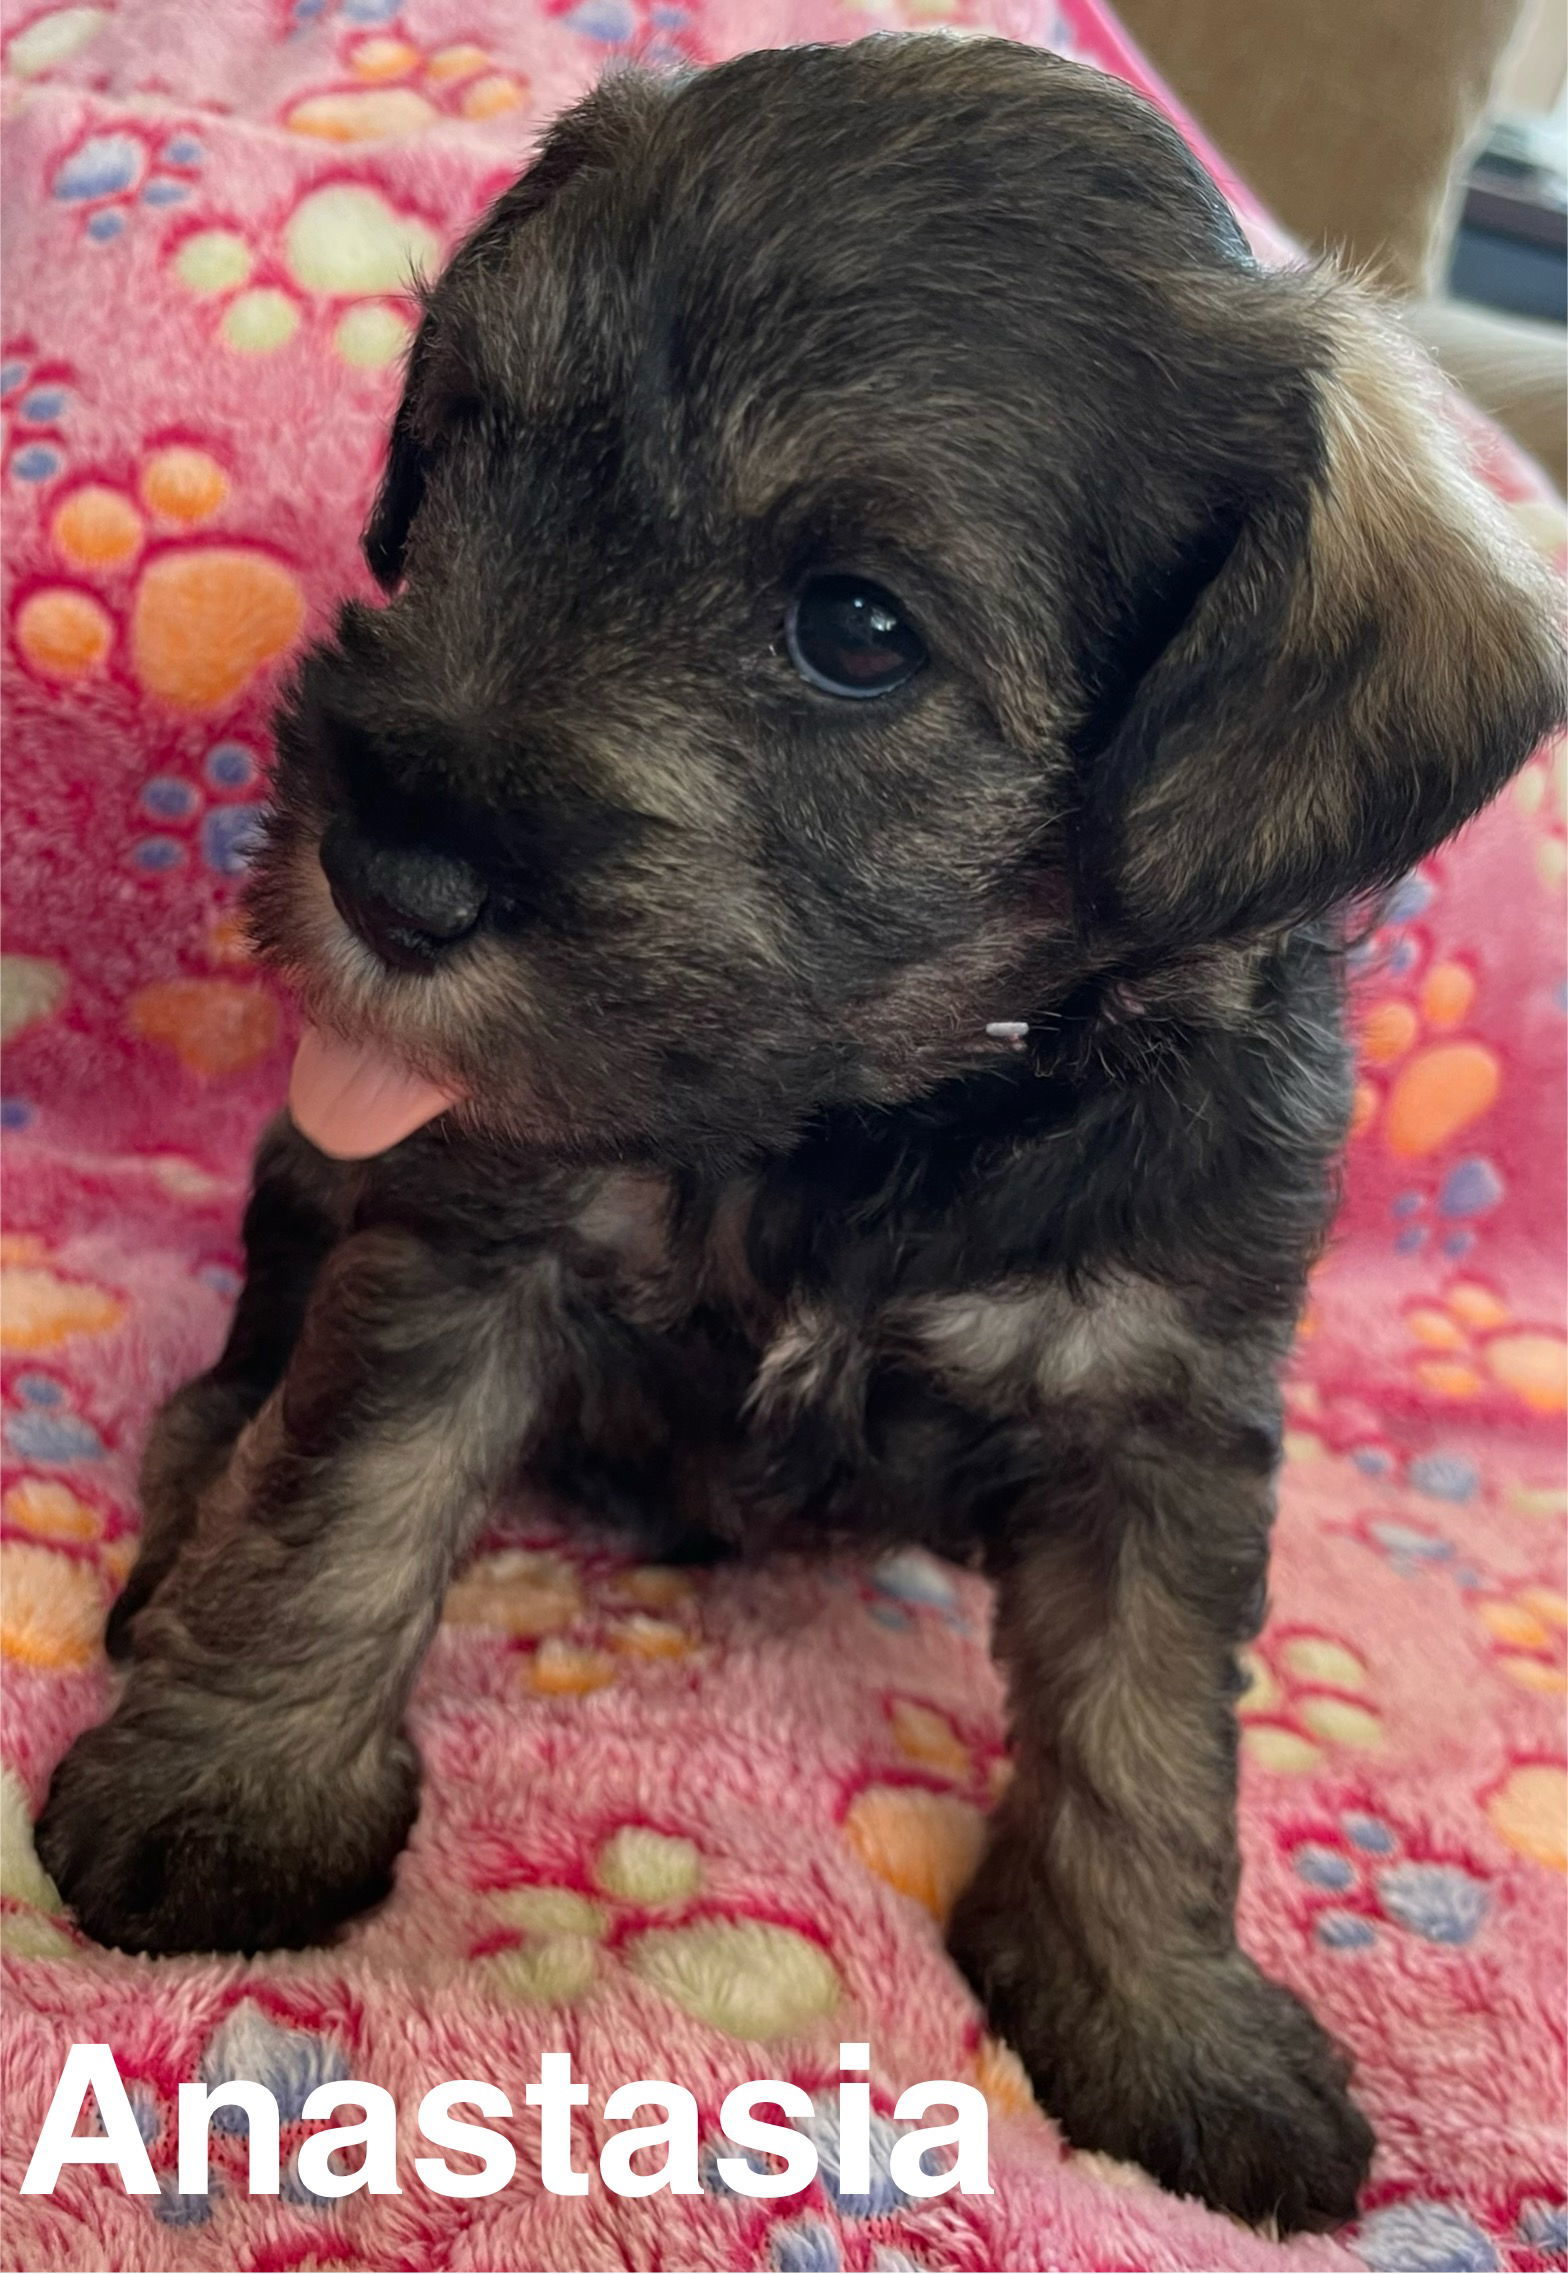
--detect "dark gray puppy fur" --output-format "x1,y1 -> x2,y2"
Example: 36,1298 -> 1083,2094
37,35 -> 1566,2235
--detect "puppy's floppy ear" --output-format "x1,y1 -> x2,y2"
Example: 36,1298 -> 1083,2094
1085,288 -> 1565,946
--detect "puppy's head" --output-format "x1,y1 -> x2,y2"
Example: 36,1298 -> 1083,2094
252,36 -> 1565,1166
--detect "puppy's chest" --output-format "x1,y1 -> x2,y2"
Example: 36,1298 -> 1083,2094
566,1169 -> 1188,1425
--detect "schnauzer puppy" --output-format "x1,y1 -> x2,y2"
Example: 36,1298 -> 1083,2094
39,35 -> 1564,2234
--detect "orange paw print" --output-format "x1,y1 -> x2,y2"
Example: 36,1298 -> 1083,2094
1484,1760 -> 1566,1872
12,445 -> 305,711
441,1546 -> 705,1696
0,1538 -> 108,1673
283,33 -> 528,142
1404,1281 -> 1566,1415
1237,1629 -> 1384,1773
841,1782 -> 986,1923
1353,951 -> 1498,1161
0,1238 -> 123,1355
1475,1587 -> 1567,1694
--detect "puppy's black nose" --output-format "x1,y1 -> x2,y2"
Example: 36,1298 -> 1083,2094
320,820 -> 487,971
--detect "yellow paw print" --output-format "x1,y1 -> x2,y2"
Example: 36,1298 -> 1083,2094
169,181 -> 437,367
284,34 -> 527,143
627,1916 -> 841,2039
1476,1587 -> 1567,1695
0,955 -> 67,1044
1513,731 -> 1567,895
13,447 -> 305,710
1404,1281 -> 1566,1415
479,1826 -> 709,2008
1238,1631 -> 1384,1773
483,1886 -> 607,2003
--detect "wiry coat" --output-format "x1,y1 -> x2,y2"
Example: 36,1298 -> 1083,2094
39,37 -> 1565,2235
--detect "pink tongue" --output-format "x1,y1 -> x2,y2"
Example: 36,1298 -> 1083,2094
289,1026 -> 462,1159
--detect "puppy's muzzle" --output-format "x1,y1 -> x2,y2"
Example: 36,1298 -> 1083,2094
319,820 -> 488,972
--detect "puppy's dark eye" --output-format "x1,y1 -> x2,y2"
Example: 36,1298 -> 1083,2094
785,575 -> 926,699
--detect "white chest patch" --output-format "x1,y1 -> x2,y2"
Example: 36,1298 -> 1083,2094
895,1273 -> 1189,1411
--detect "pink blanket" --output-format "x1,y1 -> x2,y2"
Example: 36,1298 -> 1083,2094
2,2 -> 1564,2268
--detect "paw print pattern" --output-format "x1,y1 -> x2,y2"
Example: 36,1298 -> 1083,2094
1289,1810 -> 1491,1952
1512,730 -> 1567,895
479,1827 -> 705,2003
168,182 -> 434,367
1403,1281 -> 1566,1416
1355,2196 -> 1505,2271
0,1411 -> 114,1670
2,350 -> 73,486
441,1545 -> 705,1697
282,31 -> 529,142
1,1360 -> 106,1467
98,2002 -> 357,2208
1474,1587 -> 1567,1695
48,125 -> 206,244
860,1546 -> 976,1634
841,1783 -> 985,1924
1485,1761 -> 1567,1872
4,6 -> 112,81
287,0 -> 403,30
11,444 -> 304,711
1237,1629 -> 1384,1774
131,738 -> 266,881
475,1823 -> 842,2039
0,1248 -> 122,1354
547,0 -> 705,68
1348,880 -> 1506,1258
1,955 -> 68,1131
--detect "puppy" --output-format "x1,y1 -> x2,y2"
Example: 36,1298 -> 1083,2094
39,35 -> 1564,2234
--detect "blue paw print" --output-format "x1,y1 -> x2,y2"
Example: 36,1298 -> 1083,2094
153,2177 -> 214,2228
771,2220 -> 841,2274
1407,1452 -> 1482,1504
200,2002 -> 349,2126
4,1374 -> 105,1465
1376,1863 -> 1490,1945
1392,1158 -> 1503,1260
132,743 -> 264,880
867,1549 -> 970,1634
3,353 -> 71,485
1366,1517 -> 1456,1578
289,0 -> 401,27
1363,1497 -> 1483,1585
1356,2198 -> 1499,2271
1293,1813 -> 1490,1951
706,2099 -> 915,2219
1517,2199 -> 1568,2254
803,2101 -> 913,2216
50,127 -> 204,241
563,0 -> 639,42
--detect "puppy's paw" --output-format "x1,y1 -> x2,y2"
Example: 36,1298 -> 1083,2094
950,1897 -> 1373,2233
36,1707 -> 418,1956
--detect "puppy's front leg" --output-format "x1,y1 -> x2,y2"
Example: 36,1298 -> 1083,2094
37,1225 -> 541,1956
107,1117 -> 348,1658
949,1400 -> 1374,2232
